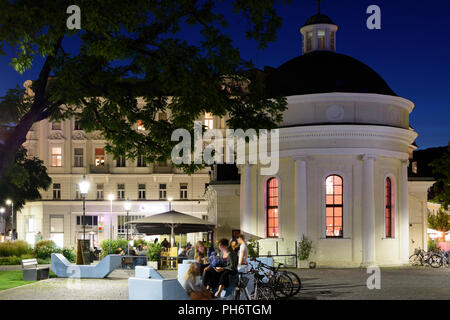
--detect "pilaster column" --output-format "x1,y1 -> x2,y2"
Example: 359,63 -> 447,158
292,156 -> 308,239
362,155 -> 377,266
240,163 -> 253,234
400,160 -> 410,263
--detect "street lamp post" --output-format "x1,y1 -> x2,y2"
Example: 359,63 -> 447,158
0,207 -> 5,234
78,176 -> 90,241
107,194 -> 114,254
124,200 -> 132,255
6,200 -> 13,239
124,200 -> 132,241
167,197 -> 174,246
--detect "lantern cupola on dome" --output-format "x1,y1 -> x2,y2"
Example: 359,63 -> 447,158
300,0 -> 338,54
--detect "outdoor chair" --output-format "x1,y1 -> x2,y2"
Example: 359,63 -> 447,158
21,258 -> 50,281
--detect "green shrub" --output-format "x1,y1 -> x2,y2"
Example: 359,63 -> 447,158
248,239 -> 259,258
100,239 -> 129,257
0,256 -> 22,265
146,243 -> 161,261
37,258 -> 51,264
0,241 -> 31,257
61,247 -> 76,263
298,235 -> 313,261
34,240 -> 59,260
428,239 -> 439,253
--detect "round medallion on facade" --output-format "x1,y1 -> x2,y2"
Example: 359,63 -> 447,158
326,105 -> 344,121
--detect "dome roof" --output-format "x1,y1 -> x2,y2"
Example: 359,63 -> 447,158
266,51 -> 397,97
303,14 -> 335,27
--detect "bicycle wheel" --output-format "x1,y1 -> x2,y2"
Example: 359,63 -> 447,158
254,283 -> 276,300
408,254 -> 422,266
428,254 -> 442,268
273,272 -> 294,298
284,271 -> 302,296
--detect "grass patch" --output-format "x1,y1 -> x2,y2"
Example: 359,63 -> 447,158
0,270 -> 35,290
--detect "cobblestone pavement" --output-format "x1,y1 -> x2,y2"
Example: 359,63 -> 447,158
289,267 -> 450,300
0,267 -> 448,300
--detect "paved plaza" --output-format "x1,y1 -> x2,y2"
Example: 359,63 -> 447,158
0,266 -> 448,300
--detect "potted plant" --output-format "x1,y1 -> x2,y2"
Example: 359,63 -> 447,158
247,238 -> 259,259
297,235 -> 313,269
146,242 -> 161,269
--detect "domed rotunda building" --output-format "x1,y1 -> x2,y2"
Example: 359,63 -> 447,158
208,8 -> 432,267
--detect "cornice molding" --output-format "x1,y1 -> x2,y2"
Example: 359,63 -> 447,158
286,92 -> 415,113
279,125 -> 418,147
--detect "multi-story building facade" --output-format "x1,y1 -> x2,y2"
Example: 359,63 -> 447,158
17,114 -> 217,248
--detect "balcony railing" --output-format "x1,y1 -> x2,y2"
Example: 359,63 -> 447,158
89,164 -> 110,174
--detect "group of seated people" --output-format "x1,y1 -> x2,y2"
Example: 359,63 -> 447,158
181,234 -> 248,300
116,244 -> 148,268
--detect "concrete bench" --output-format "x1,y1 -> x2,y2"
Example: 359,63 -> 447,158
22,258 -> 49,281
130,266 -> 188,300
135,266 -> 164,279
51,253 -> 123,278
129,257 -> 273,300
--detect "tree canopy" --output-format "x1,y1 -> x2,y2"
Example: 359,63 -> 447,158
0,0 -> 289,179
0,146 -> 52,213
430,146 -> 450,210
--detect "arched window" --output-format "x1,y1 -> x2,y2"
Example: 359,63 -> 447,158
266,177 -> 279,238
385,177 -> 393,238
325,175 -> 343,238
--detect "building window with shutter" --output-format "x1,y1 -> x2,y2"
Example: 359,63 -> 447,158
97,184 -> 104,200
51,147 -> 63,167
116,155 -> 126,167
180,183 -> 188,199
159,184 -> 167,200
138,184 -> 146,199
53,183 -> 61,200
74,148 -> 84,167
117,184 -> 125,200
74,121 -> 82,130
137,155 -> 146,167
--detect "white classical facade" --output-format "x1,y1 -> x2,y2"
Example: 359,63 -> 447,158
17,114 -> 215,248
207,10 -> 433,267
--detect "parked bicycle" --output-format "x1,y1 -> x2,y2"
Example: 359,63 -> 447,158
233,264 -> 276,300
250,258 -> 302,298
409,248 -> 432,267
409,248 -> 449,268
428,249 -> 450,268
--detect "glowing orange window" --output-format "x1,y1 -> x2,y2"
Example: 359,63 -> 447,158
385,178 -> 393,238
266,177 -> 279,238
325,175 -> 343,237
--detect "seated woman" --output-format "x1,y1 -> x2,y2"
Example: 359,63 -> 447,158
202,238 -> 238,298
181,262 -> 213,300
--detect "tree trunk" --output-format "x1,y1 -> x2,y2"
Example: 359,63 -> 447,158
0,36 -> 63,181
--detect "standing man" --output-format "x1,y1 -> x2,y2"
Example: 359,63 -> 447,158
161,238 -> 170,248
237,234 -> 248,271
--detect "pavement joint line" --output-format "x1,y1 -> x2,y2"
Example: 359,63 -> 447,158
0,278 -> 50,292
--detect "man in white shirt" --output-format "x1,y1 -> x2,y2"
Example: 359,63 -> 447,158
237,234 -> 248,271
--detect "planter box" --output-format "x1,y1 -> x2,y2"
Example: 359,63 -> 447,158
147,261 -> 158,269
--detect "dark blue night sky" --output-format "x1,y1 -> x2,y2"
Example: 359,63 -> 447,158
0,0 -> 449,149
